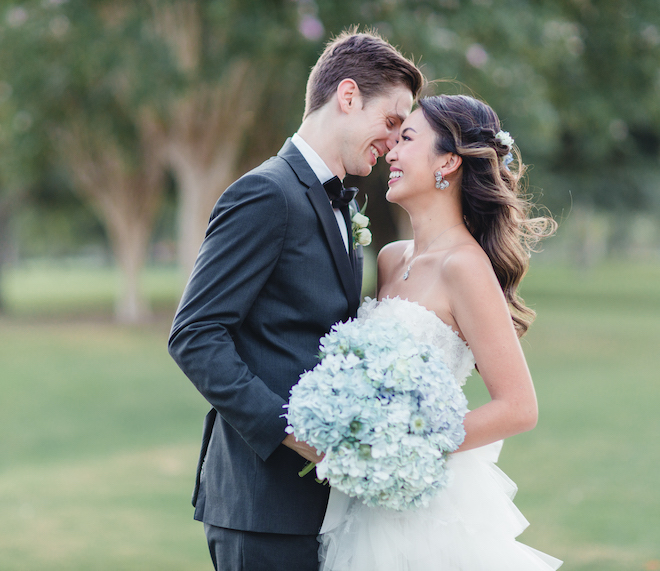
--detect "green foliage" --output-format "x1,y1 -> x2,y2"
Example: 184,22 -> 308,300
529,0 -> 660,211
1,1 -> 177,167
0,0 -> 323,256
1,0 -> 660,259
312,0 -> 660,215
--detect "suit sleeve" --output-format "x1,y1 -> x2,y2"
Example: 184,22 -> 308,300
168,173 -> 289,461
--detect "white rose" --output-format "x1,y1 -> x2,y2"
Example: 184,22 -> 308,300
495,130 -> 514,148
355,228 -> 372,247
352,212 -> 370,229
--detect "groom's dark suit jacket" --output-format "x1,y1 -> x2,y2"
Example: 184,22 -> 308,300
168,139 -> 363,535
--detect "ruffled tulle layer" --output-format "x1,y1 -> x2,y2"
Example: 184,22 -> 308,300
318,441 -> 562,571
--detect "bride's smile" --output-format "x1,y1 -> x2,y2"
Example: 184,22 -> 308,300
385,109 -> 458,210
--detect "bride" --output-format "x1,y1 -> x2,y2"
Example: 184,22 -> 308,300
317,94 -> 562,570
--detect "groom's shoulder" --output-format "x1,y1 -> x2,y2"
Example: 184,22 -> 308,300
224,153 -> 292,194
248,154 -> 296,183
252,138 -> 316,191
213,154 -> 301,217
237,140 -> 303,187
215,140 -> 310,212
232,157 -> 311,205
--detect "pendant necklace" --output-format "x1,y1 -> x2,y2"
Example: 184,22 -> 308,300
402,222 -> 464,280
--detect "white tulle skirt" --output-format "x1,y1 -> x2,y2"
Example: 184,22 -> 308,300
318,441 -> 562,570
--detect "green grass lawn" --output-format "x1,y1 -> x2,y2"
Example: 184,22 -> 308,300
511,261 -> 660,570
1,260 -> 659,569
2,261 -> 185,317
0,317 -> 210,569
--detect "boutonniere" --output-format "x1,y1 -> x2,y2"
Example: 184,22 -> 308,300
351,197 -> 372,249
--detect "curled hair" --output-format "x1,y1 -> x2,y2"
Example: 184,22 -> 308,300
304,27 -> 424,119
419,95 -> 556,337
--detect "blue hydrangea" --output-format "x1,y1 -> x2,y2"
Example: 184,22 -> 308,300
284,314 -> 468,511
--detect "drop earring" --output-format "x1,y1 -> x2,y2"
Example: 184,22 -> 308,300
434,171 -> 449,190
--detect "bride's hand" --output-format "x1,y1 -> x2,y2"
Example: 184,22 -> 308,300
283,433 -> 325,463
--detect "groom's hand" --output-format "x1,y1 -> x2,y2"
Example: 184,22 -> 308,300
283,433 -> 325,463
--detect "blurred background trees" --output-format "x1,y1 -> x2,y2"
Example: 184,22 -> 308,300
1,0 -> 659,322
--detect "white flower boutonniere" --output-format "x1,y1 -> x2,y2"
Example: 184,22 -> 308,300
351,197 -> 372,249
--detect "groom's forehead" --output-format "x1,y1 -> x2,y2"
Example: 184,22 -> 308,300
368,89 -> 414,123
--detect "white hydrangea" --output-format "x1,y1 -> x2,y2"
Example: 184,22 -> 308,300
285,314 -> 468,511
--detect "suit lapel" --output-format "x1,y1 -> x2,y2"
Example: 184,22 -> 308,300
307,185 -> 361,316
278,139 -> 361,316
342,205 -> 362,296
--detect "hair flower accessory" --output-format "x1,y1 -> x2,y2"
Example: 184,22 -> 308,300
495,130 -> 514,149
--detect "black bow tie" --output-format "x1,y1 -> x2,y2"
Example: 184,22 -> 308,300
323,176 -> 358,208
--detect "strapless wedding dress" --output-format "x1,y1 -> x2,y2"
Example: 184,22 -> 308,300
318,298 -> 562,570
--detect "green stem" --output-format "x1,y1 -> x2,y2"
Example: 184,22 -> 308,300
298,461 -> 316,478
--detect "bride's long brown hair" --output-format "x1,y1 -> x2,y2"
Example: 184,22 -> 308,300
419,95 -> 556,337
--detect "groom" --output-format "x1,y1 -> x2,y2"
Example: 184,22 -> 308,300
168,29 -> 423,570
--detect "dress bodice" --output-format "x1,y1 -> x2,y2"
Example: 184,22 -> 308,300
357,297 -> 475,386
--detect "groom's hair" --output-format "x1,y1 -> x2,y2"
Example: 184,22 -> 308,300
303,27 -> 424,119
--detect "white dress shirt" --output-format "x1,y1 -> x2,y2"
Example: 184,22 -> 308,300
291,133 -> 349,252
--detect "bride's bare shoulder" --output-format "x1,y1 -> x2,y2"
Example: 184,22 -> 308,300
378,240 -> 410,260
377,240 -> 411,288
378,240 -> 410,271
440,242 -> 497,286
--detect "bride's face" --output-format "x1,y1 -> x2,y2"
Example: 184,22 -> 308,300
385,109 -> 448,204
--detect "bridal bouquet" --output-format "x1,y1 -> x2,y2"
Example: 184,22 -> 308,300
284,314 -> 468,511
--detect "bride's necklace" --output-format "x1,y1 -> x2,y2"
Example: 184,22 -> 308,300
402,222 -> 464,280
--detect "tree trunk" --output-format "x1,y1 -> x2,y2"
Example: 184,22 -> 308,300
0,195 -> 15,313
166,138 -> 239,275
173,163 -> 219,277
102,189 -> 155,323
138,64 -> 264,274
147,64 -> 264,274
56,119 -> 164,324
148,2 -> 265,274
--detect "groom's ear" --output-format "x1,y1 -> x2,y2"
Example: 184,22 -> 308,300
336,79 -> 361,114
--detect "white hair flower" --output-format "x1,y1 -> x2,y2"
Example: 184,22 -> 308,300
495,130 -> 514,148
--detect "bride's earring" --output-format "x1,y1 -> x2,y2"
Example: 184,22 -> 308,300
434,171 -> 449,190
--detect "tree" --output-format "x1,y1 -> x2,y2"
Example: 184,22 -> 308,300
0,0 -> 320,316
0,1 -> 177,322
144,2 -> 265,273
144,0 -> 317,273
0,186 -> 21,312
0,69 -> 43,312
55,114 -> 164,321
318,0 -> 660,255
3,0 -> 659,307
